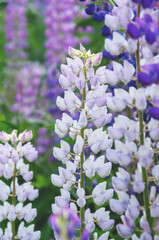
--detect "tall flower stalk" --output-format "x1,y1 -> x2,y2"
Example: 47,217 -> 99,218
135,4 -> 154,236
0,130 -> 40,239
5,0 -> 28,70
101,0 -> 159,238
51,45 -> 114,239
79,59 -> 87,235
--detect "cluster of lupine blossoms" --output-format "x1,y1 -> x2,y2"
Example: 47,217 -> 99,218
0,130 -> 40,239
51,44 -> 115,240
44,0 -> 78,68
10,62 -> 52,157
11,62 -> 46,118
45,0 -> 78,115
45,0 -> 93,116
4,0 -> 28,106
51,0 -> 159,238
101,0 -> 159,239
5,0 -> 28,70
80,0 -> 159,60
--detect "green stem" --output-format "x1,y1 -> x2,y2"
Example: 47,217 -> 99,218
80,64 -> 87,238
136,5 -> 154,238
12,163 -> 16,240
107,0 -> 116,7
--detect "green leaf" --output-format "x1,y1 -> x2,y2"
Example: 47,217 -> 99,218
46,124 -> 55,131
23,118 -> 46,126
0,120 -> 17,129
40,222 -> 53,239
32,174 -> 50,188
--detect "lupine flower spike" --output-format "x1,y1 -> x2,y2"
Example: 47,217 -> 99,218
0,130 -> 40,240
51,44 -> 114,239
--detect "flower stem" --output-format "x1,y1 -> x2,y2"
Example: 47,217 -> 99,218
12,163 -> 16,240
80,63 -> 87,237
136,5 -> 154,238
107,0 -> 116,7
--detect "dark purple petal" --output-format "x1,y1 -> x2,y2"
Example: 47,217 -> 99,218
149,107 -> 159,120
145,29 -> 156,45
143,13 -> 153,23
141,0 -> 153,8
81,229 -> 90,240
127,23 -> 140,39
93,11 -> 106,22
103,50 -> 117,60
132,0 -> 141,3
137,72 -> 154,86
67,226 -> 75,239
141,64 -> 159,84
85,4 -> 95,15
136,18 -> 146,32
101,25 -> 111,37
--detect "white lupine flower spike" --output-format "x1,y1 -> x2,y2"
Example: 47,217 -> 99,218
51,46 -> 114,239
0,130 -> 40,239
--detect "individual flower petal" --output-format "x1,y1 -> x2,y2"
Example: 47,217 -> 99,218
117,224 -> 133,238
149,107 -> 159,120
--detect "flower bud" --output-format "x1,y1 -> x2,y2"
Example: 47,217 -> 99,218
11,130 -> 18,144
91,52 -> 103,66
68,46 -> 81,58
0,131 -> 10,143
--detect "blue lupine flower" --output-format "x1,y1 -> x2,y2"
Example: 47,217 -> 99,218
132,0 -> 141,3
145,28 -> 156,45
85,4 -> 96,15
127,80 -> 137,89
138,72 -> 154,86
138,64 -> 159,86
149,107 -> 159,120
141,0 -> 154,8
101,25 -> 111,37
103,50 -> 117,60
93,10 -> 106,22
127,22 -> 141,39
